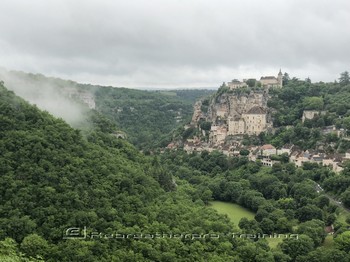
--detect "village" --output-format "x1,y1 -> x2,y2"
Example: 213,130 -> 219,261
169,71 -> 350,173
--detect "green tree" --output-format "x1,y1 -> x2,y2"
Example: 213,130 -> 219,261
201,189 -> 213,205
303,97 -> 324,110
246,79 -> 257,88
200,121 -> 211,131
339,71 -> 350,87
20,234 -> 49,259
259,218 -> 275,234
341,189 -> 350,208
239,149 -> 250,156
297,219 -> 326,246
297,204 -> 323,222
335,231 -> 350,252
283,73 -> 290,86
280,235 -> 314,261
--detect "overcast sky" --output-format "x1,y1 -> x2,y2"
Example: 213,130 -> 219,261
0,0 -> 349,88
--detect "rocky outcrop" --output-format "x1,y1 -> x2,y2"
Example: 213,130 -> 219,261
207,91 -> 268,124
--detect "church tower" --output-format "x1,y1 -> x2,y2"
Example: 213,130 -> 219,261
277,69 -> 283,88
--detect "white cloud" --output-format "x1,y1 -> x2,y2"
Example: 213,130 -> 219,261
0,0 -> 349,87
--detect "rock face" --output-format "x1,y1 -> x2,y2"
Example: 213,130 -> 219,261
191,101 -> 203,124
208,92 -> 268,121
301,110 -> 326,122
64,88 -> 96,109
193,90 -> 272,144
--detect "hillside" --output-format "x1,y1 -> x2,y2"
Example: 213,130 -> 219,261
0,69 -> 214,150
0,82 -> 242,261
179,74 -> 350,155
94,87 -> 214,150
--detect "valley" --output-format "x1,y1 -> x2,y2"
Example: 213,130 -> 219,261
1,71 -> 350,261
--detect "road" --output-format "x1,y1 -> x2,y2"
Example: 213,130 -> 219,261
315,183 -> 350,213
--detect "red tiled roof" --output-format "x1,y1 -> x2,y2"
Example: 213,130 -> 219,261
261,144 -> 275,150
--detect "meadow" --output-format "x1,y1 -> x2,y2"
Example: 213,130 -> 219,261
209,201 -> 255,227
209,201 -> 284,248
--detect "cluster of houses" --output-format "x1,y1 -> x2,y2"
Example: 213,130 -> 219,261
174,138 -> 350,173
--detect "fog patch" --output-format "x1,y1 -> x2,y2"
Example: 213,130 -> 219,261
0,69 -> 91,127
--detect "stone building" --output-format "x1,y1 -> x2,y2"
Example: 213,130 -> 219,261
260,70 -> 283,88
209,125 -> 228,143
302,110 -> 326,122
227,79 -> 247,90
227,106 -> 267,135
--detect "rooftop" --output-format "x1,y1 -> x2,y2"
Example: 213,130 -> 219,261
246,106 -> 266,114
261,144 -> 275,150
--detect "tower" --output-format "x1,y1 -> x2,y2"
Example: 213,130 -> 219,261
277,69 -> 283,88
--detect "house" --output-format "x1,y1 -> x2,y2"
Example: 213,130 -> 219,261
260,156 -> 280,167
277,144 -> 294,155
260,144 -> 276,156
227,79 -> 247,89
209,125 -> 227,144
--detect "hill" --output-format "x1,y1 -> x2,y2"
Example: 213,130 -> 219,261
0,82 -> 244,261
177,73 -> 350,155
0,69 -> 214,150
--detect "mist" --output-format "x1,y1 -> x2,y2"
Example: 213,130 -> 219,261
0,69 -> 91,127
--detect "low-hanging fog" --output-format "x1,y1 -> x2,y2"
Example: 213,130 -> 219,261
0,69 -> 91,127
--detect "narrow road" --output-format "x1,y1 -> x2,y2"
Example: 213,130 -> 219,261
315,183 -> 350,213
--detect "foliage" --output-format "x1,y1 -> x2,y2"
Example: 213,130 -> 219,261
0,84 -> 239,261
265,73 -> 350,151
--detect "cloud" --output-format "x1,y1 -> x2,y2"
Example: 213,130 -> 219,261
0,0 -> 349,87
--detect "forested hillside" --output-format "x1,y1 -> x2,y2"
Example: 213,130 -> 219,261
159,149 -> 350,261
0,69 -> 214,150
195,73 -> 350,152
261,73 -> 350,151
0,83 -> 254,261
94,87 -> 214,150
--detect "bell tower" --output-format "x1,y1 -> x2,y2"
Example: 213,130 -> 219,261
277,69 -> 283,88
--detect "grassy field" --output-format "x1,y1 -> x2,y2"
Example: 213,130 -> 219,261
322,235 -> 334,249
209,201 -> 255,227
336,208 -> 349,224
209,201 -> 283,248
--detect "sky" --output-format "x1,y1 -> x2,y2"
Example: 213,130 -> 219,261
0,0 -> 349,88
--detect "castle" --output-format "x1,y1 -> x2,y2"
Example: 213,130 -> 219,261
227,70 -> 283,89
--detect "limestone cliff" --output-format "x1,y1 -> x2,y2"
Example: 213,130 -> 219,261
191,89 -> 272,144
207,90 -> 269,124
